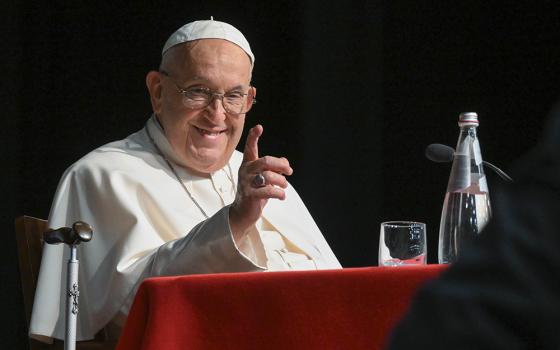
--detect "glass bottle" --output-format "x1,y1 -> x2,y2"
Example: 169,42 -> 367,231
438,112 -> 491,264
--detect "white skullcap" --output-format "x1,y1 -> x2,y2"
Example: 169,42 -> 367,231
162,18 -> 255,65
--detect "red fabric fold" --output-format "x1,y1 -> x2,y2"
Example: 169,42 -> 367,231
117,265 -> 446,350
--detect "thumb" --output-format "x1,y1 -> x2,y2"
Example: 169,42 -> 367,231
243,124 -> 263,163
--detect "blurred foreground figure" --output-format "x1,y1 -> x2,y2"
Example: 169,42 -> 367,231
30,19 -> 340,343
388,107 -> 560,349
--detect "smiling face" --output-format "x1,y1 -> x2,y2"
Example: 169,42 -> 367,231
146,39 -> 255,174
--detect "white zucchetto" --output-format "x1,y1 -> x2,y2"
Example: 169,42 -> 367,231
162,18 -> 255,65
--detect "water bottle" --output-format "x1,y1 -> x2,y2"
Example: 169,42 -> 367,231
438,112 -> 492,264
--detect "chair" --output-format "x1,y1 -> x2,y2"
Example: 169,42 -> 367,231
15,215 -> 114,350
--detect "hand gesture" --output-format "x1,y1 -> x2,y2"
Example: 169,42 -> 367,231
229,125 -> 293,240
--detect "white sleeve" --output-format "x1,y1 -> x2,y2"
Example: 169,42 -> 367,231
148,205 -> 264,276
30,160 -> 264,342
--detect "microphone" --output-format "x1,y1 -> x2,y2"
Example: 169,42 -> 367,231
425,144 -> 455,163
425,143 -> 513,183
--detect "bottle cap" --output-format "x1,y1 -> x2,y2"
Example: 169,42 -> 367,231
458,112 -> 479,127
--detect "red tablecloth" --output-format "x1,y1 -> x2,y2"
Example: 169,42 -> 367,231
116,265 -> 446,350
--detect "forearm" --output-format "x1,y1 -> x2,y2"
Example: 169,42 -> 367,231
148,205 -> 265,276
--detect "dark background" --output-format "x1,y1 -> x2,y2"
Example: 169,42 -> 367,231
2,1 -> 560,348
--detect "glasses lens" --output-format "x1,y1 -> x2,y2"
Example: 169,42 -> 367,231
223,93 -> 247,115
183,88 -> 211,109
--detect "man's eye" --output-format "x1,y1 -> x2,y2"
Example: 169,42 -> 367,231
225,92 -> 245,99
186,88 -> 210,99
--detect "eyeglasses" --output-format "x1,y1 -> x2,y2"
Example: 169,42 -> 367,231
159,70 -> 256,115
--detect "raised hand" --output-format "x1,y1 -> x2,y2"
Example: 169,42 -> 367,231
229,125 -> 293,240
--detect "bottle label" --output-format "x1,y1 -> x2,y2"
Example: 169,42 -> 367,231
473,139 -> 483,165
479,175 -> 489,193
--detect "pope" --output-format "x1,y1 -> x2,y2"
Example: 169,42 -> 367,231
29,18 -> 341,343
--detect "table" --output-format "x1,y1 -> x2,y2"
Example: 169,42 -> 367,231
116,265 -> 446,350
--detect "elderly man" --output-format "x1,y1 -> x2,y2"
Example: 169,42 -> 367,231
30,19 -> 340,343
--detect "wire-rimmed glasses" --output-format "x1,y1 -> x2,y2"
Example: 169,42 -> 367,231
159,70 -> 256,115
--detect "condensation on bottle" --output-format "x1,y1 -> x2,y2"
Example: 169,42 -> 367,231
438,112 -> 492,264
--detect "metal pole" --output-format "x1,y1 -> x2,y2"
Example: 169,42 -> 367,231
65,245 -> 79,350
44,221 -> 92,350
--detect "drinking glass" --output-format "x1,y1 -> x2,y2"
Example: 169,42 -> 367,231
379,221 -> 427,266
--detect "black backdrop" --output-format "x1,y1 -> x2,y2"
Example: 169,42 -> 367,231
2,1 -> 560,347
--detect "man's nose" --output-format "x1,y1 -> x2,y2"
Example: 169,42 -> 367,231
205,94 -> 227,120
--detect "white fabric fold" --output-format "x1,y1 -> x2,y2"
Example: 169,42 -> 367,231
29,117 -> 341,342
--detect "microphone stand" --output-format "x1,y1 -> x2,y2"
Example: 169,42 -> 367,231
483,161 -> 513,183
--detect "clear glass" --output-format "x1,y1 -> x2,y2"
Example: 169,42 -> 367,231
379,221 -> 427,266
438,124 -> 491,264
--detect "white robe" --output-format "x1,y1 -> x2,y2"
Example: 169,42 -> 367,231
29,117 -> 341,342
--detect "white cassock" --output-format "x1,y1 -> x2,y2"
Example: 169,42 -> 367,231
29,116 -> 341,343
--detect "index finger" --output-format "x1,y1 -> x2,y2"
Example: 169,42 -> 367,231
243,124 -> 263,163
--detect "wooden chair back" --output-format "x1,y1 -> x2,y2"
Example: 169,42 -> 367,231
15,215 -> 47,329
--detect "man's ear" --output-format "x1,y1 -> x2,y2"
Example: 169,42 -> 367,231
146,71 -> 163,114
247,86 -> 257,109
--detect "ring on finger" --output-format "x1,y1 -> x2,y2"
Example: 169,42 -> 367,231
252,173 -> 266,188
